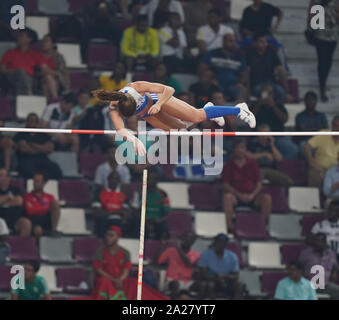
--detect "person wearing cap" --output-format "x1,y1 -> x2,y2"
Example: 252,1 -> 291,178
197,233 -> 244,299
0,218 -> 9,265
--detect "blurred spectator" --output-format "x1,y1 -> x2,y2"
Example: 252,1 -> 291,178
11,261 -> 51,300
98,61 -> 127,92
14,113 -> 62,180
295,91 -> 328,143
121,15 -> 160,72
0,218 -> 9,265
251,84 -> 299,159
39,34 -> 70,99
274,261 -> 317,300
158,232 -> 200,299
309,0 -> 339,102
153,63 -> 182,94
41,92 -> 79,153
177,290 -> 192,300
189,69 -> 220,108
0,120 -> 14,171
246,34 -> 291,102
197,234 -> 244,299
0,30 -> 45,95
324,153 -> 339,198
159,12 -> 191,73
201,34 -> 249,102
177,92 -> 194,105
0,168 -> 24,234
299,233 -> 339,299
240,0 -> 283,38
73,91 -> 91,128
94,171 -> 130,238
21,172 -> 60,238
222,139 -> 271,232
312,200 -> 339,258
196,9 -> 234,55
247,124 -> 293,187
303,116 -> 339,188
145,0 -> 185,28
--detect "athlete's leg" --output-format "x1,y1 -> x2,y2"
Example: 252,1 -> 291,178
143,111 -> 188,130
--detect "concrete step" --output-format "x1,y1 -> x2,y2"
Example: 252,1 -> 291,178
266,0 -> 309,9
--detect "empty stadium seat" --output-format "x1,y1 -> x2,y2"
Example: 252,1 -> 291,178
57,208 -> 91,235
69,71 -> 90,91
191,238 -> 211,254
119,238 -> 139,265
281,244 -> 307,265
171,74 -> 198,92
269,214 -> 302,240
56,267 -> 90,293
277,159 -> 307,185
59,180 -> 91,207
73,238 -> 103,263
230,0 -> 251,21
38,265 -> 62,292
301,215 -> 324,236
194,211 -> 227,238
261,272 -> 287,297
288,79 -> 300,103
239,270 -> 263,297
57,44 -> 86,68
27,178 -> 59,200
235,213 -> 269,239
79,153 -> 106,179
26,16 -> 49,40
262,186 -> 288,213
7,236 -> 39,261
0,96 -> 14,120
168,211 -> 193,236
40,237 -> 74,263
248,242 -> 284,269
158,182 -> 193,209
226,242 -> 244,267
0,41 -> 16,60
189,183 -> 221,211
48,152 -> 80,178
0,266 -> 12,291
87,44 -> 117,70
288,187 -> 322,213
38,0 -> 70,15
285,103 -> 305,128
16,95 -> 47,120
126,182 -> 142,202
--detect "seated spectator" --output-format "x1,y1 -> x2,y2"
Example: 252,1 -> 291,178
296,91 -> 328,143
251,84 -> 299,159
197,234 -> 244,300
153,63 -> 182,95
189,69 -> 220,108
73,90 -> 91,128
39,34 -> 70,99
312,199 -> 339,259
197,9 -> 234,55
222,139 -> 272,232
323,154 -> 339,199
90,226 -> 168,300
299,233 -> 339,299
121,15 -> 160,72
201,33 -> 249,102
304,116 -> 339,188
20,172 -> 60,238
246,34 -> 291,102
11,260 -> 51,300
247,124 -> 293,187
0,218 -> 9,265
41,92 -> 79,153
97,61 -> 127,93
0,120 -> 14,171
14,113 -> 62,180
0,168 -> 24,234
158,232 -> 200,299
274,261 -> 317,300
0,30 -> 45,95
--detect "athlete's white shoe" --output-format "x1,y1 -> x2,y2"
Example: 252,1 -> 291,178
204,102 -> 225,127
237,103 -> 256,129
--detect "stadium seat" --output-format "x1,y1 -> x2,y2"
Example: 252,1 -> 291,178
194,211 -> 227,238
48,152 -> 80,178
38,0 -> 70,15
248,242 -> 284,269
159,164 -> 176,181
0,41 -> 16,60
281,244 -> 307,265
288,79 -> 300,103
87,44 -> 117,70
261,272 -> 287,297
126,182 -> 142,203
7,236 -> 39,261
26,16 -> 49,40
226,242 -> 244,267
119,238 -> 139,265
73,238 -> 103,263
235,213 -> 269,239
230,0 -> 251,21
285,103 -> 305,128
132,72 -> 153,82
59,180 -> 91,207
57,208 -> 91,235
171,74 -> 198,92
301,215 -> 324,236
16,95 -> 47,120
56,267 -> 91,293
26,0 -> 39,14
57,43 -> 86,69
288,187 -> 322,213
0,266 -> 12,291
277,159 -> 307,185
188,183 -> 221,210
168,211 -> 193,236
239,270 -> 263,297
269,214 -> 302,240
27,178 -> 59,200
38,265 -> 62,292
40,237 -> 74,263
191,238 -> 210,254
0,96 -> 14,120
262,186 -> 288,213
10,178 -> 25,194
144,240 -> 167,264
68,0 -> 92,14
79,153 -> 106,179
69,71 -> 90,91
158,182 -> 193,209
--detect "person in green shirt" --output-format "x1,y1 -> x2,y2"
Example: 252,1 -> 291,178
11,260 -> 51,300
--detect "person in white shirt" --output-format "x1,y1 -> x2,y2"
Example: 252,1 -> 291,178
196,9 -> 234,55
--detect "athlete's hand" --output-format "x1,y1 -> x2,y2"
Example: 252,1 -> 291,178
134,138 -> 147,156
148,103 -> 161,115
